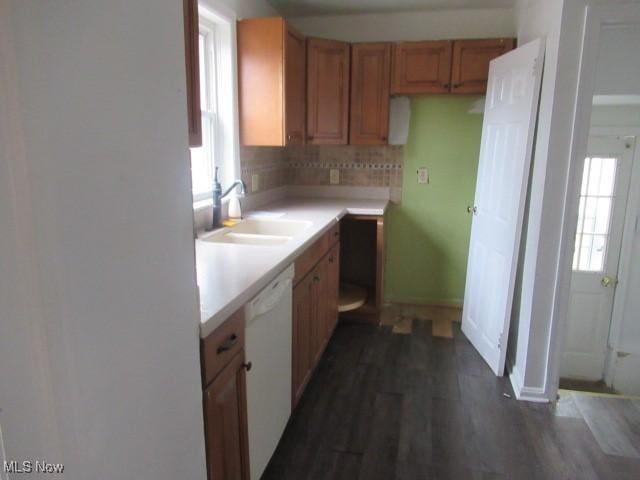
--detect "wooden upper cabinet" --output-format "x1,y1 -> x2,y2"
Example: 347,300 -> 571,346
306,38 -> 350,145
237,17 -> 306,146
183,0 -> 201,147
284,25 -> 306,145
451,38 -> 516,94
350,43 -> 391,145
391,40 -> 452,95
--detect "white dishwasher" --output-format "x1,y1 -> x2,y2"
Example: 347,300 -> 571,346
244,263 -> 293,480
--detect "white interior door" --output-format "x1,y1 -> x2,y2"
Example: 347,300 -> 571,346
561,136 -> 635,380
461,39 -> 545,376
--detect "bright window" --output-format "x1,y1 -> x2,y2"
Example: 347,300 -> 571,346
572,156 -> 618,272
190,7 -> 238,205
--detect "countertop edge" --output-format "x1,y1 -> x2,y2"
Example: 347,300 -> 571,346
198,199 -> 388,338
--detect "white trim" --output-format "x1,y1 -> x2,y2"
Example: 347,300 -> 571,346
509,365 -> 550,403
546,3 -> 640,403
608,135 -> 640,353
192,1 -> 240,207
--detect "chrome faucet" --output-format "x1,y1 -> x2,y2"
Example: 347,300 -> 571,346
208,167 -> 246,231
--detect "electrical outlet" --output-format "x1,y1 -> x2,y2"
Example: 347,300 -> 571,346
417,167 -> 429,184
330,169 -> 340,185
251,174 -> 260,192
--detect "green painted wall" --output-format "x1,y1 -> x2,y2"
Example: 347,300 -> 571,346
385,97 -> 483,306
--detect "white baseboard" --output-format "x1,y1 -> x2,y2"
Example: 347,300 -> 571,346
508,365 -> 550,403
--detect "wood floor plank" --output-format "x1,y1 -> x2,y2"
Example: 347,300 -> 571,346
265,322 -> 640,480
358,393 -> 403,480
573,393 -> 640,459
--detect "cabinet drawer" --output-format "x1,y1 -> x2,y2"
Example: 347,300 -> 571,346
327,223 -> 340,246
201,308 -> 245,387
294,223 -> 340,285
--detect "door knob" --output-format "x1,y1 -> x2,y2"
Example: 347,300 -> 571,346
601,276 -> 617,287
242,361 -> 252,371
467,206 -> 477,214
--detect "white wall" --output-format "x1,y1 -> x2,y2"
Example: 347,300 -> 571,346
288,8 -> 516,42
0,0 -> 269,476
509,0 -> 640,402
508,0 -> 588,401
594,24 -> 640,95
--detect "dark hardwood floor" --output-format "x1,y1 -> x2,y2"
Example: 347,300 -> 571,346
262,320 -> 640,480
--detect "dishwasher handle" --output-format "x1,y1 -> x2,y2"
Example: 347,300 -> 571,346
246,278 -> 292,322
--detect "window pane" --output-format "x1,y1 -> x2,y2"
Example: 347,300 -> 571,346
597,157 -> 616,196
590,235 -> 606,271
587,156 -> 602,195
594,197 -> 612,234
572,155 -> 618,272
582,196 -> 598,233
191,116 -> 213,196
578,234 -> 594,271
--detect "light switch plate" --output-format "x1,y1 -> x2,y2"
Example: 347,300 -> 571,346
251,174 -> 260,192
330,169 -> 340,185
417,167 -> 429,184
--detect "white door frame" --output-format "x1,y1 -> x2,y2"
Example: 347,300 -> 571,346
604,128 -> 640,384
562,132 -> 637,380
546,3 -> 640,401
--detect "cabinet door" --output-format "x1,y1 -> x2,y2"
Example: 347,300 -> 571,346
306,38 -> 350,145
284,25 -> 306,145
292,274 -> 313,408
391,40 -> 452,95
326,243 -> 340,338
203,352 -> 250,480
451,38 -> 516,94
183,0 -> 201,146
237,17 -> 285,146
311,261 -> 327,366
350,43 -> 391,145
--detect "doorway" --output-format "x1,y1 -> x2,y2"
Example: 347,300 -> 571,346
561,133 -> 637,387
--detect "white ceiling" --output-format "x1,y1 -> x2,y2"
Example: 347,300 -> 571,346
269,0 -> 517,17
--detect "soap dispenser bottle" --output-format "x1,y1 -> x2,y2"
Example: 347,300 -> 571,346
210,166 -> 222,230
228,195 -> 242,219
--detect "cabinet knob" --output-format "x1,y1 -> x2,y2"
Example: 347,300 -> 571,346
452,83 -> 461,89
242,361 -> 252,372
443,83 -> 451,89
217,333 -> 238,354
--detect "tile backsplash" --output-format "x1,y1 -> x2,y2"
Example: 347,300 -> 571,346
285,145 -> 404,188
239,146 -> 289,193
238,144 -> 404,201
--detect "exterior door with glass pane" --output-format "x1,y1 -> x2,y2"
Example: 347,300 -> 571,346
561,136 -> 634,380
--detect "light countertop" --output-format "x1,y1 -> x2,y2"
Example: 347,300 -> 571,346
196,197 -> 389,338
